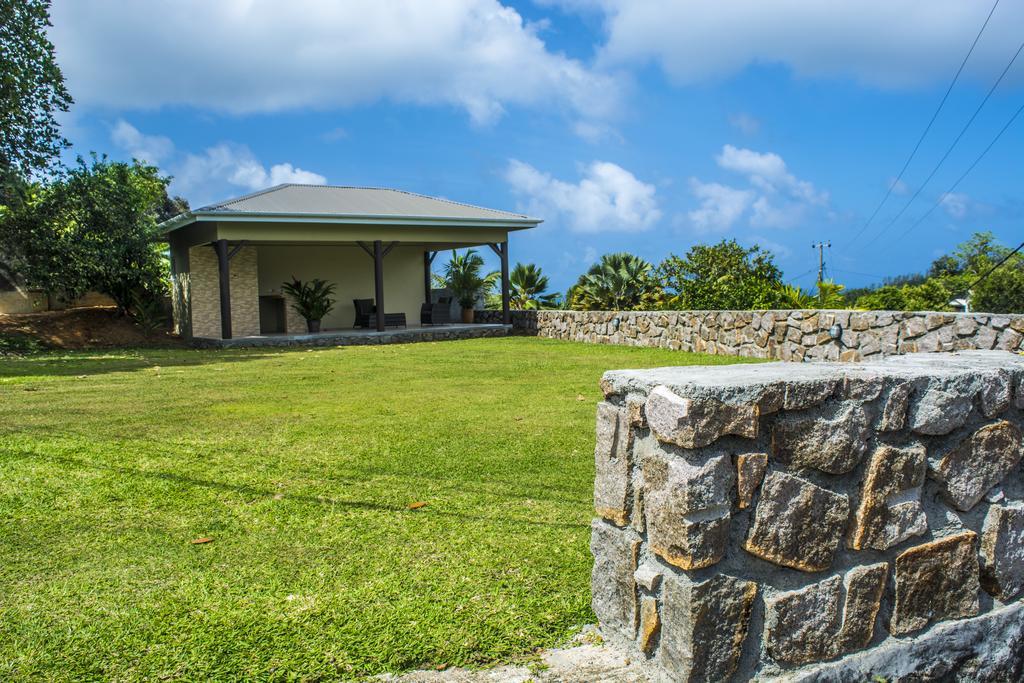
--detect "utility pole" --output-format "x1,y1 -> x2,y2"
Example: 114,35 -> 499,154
812,241 -> 831,284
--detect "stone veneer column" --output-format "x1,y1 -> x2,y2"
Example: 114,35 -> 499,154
188,245 -> 260,339
591,351 -> 1024,681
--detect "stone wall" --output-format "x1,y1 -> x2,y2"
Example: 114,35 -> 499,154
188,245 -> 260,339
591,351 -> 1024,681
474,309 -> 1024,361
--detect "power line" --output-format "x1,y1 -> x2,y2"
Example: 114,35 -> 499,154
893,98 -> 1024,242
862,36 -> 1024,248
785,267 -> 817,284
846,0 -> 1001,246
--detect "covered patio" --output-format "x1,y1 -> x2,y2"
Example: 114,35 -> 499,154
159,184 -> 541,342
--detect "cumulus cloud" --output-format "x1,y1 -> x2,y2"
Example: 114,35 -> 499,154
505,159 -> 661,232
687,180 -> 754,232
716,145 -> 828,205
50,0 -> 620,127
685,144 -> 828,231
110,121 -> 174,165
110,121 -> 326,203
586,1 -> 1024,88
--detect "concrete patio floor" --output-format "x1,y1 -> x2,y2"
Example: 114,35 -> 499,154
192,323 -> 512,348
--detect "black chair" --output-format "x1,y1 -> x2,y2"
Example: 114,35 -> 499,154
420,296 -> 452,326
353,298 -> 375,328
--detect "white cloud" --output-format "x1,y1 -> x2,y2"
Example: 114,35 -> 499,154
687,179 -> 754,232
716,145 -> 827,205
50,0 -> 621,127
686,144 -> 828,232
176,144 -> 327,196
110,120 -> 173,164
728,113 -> 761,135
586,1 -> 1024,88
110,122 -> 326,203
940,192 -> 970,219
888,177 -> 910,195
505,159 -> 661,232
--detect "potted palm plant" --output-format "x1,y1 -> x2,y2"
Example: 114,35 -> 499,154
438,249 -> 498,323
281,277 -> 336,333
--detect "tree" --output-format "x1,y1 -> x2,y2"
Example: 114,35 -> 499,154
487,262 -> 560,310
0,155 -> 172,314
436,249 -> 499,310
657,240 -> 783,310
778,280 -> 846,309
0,0 -> 72,194
568,252 -> 662,311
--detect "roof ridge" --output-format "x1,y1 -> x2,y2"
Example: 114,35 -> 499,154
383,187 -> 529,219
199,183 -> 292,211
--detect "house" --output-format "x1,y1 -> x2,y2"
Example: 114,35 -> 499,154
158,184 -> 541,341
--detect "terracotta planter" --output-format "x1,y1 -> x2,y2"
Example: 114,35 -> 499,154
461,308 -> 475,324
306,319 -> 321,333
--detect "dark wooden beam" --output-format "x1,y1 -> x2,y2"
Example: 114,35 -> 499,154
226,240 -> 248,261
486,242 -> 502,258
213,239 -> 232,339
500,241 -> 510,325
423,250 -> 433,304
427,251 -> 438,265
382,241 -> 399,257
357,241 -> 374,259
373,240 -> 385,332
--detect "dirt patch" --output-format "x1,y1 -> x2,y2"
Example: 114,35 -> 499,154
0,306 -> 184,350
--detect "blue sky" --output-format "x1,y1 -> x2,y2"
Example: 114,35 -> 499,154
48,0 -> 1024,293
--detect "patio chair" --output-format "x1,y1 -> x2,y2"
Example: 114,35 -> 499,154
353,298 -> 375,328
420,296 -> 452,326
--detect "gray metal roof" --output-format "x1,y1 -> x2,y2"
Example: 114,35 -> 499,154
198,184 -> 535,221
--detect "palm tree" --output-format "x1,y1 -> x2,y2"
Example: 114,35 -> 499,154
569,252 -> 662,311
776,280 -> 846,309
507,263 -> 559,309
435,249 -> 499,321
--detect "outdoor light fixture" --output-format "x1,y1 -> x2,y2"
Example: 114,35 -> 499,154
612,317 -> 621,330
829,323 -> 843,341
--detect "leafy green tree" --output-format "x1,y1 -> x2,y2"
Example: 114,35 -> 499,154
436,249 -> 499,310
855,285 -> 907,311
777,280 -> 846,309
657,240 -> 783,310
568,252 -> 662,311
777,283 -> 814,309
0,0 -> 72,195
0,155 -> 171,314
487,262 -> 559,310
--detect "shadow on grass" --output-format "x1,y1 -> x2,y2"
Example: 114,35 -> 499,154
0,346 -> 322,380
6,449 -> 588,531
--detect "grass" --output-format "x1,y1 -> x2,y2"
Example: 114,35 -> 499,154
0,337 -> 755,681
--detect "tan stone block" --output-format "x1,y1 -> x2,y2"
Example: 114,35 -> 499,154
642,448 -> 733,570
594,402 -> 633,527
849,445 -> 927,551
645,385 -> 759,449
743,471 -> 849,572
980,503 -> 1024,601
890,532 -> 979,636
770,403 -> 871,474
590,520 -> 641,643
639,596 -> 661,656
735,452 -> 767,509
934,420 -> 1023,511
660,573 -> 757,682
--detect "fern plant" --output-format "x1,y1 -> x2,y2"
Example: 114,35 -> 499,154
281,277 -> 336,331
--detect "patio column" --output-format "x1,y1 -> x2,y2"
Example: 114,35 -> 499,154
214,239 -> 232,339
500,241 -> 510,325
423,250 -> 436,304
374,240 -> 385,332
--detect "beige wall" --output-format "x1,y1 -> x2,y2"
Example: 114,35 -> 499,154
0,290 -> 47,314
188,245 -> 260,339
256,245 -> 426,331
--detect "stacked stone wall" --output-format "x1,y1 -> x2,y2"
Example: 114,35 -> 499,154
187,245 -> 260,339
473,309 -> 1024,361
592,351 -> 1024,680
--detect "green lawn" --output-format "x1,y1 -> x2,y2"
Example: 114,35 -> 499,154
0,337 -> 753,681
